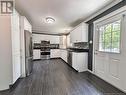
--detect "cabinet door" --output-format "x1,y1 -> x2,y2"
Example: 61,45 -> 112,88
70,29 -> 75,43
70,23 -> 88,43
50,49 -> 60,58
60,50 -> 67,63
60,36 -> 67,48
50,36 -> 60,44
60,50 -> 64,60
70,24 -> 81,43
72,53 -> 78,71
76,53 -> 88,72
75,26 -> 82,42
72,52 -> 88,72
32,34 -> 42,43
82,23 -> 88,42
33,50 -> 40,59
70,25 -> 82,43
62,50 -> 67,63
64,50 -> 68,63
67,34 -> 71,47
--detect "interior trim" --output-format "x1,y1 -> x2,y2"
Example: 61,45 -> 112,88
32,30 -> 68,36
85,0 -> 123,22
87,0 -> 126,23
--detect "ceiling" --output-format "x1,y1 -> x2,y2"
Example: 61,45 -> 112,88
16,0 -> 115,34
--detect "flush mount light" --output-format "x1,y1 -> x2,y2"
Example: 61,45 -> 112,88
45,17 -> 55,24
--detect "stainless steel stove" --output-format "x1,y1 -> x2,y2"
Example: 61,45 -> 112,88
41,41 -> 50,60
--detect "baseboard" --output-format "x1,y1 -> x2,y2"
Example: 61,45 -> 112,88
50,57 -> 61,60
87,69 -> 94,74
90,71 -> 126,93
60,58 -> 67,63
59,58 -> 79,72
9,78 -> 23,90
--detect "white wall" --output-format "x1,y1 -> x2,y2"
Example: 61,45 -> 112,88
0,9 -> 22,90
0,16 -> 12,90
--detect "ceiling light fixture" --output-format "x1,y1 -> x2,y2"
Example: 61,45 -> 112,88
45,17 -> 55,24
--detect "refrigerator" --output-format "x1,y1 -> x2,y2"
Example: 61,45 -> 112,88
25,30 -> 33,76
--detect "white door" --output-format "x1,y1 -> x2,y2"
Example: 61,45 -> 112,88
94,13 -> 126,92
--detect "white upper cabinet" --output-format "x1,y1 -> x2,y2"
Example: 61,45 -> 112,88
60,35 -> 67,48
32,34 -> 60,44
66,34 -> 71,47
70,23 -> 88,43
50,35 -> 60,44
32,34 -> 49,43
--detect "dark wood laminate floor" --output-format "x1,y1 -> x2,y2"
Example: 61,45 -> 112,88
0,59 -> 125,95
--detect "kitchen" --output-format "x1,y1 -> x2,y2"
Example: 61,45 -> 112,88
32,23 -> 89,72
0,0 -> 126,95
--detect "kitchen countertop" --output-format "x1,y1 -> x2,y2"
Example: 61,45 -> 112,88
54,48 -> 89,52
33,48 -> 41,49
50,48 -> 66,50
33,48 -> 89,52
67,49 -> 89,52
70,49 -> 89,52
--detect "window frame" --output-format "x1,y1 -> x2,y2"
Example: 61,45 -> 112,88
96,15 -> 122,54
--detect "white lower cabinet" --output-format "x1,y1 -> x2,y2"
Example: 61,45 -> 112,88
50,49 -> 60,58
50,49 -> 88,72
72,52 -> 88,72
33,49 -> 41,59
60,50 -> 68,63
50,49 -> 68,63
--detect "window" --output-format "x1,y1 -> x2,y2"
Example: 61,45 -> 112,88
99,20 -> 121,53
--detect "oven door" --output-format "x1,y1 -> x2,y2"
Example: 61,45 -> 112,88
41,51 -> 50,59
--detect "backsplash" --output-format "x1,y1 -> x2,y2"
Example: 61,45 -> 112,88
50,44 -> 59,49
73,42 -> 89,49
33,42 -> 59,49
